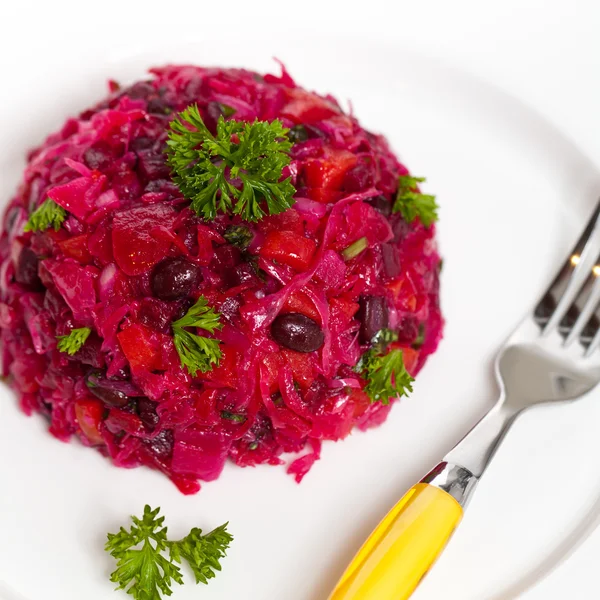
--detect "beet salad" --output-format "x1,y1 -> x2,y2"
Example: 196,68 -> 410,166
0,64 -> 443,494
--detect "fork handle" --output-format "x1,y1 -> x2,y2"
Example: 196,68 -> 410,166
328,464 -> 477,600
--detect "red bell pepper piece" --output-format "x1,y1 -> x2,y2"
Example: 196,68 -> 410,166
57,234 -> 92,264
74,398 -> 105,445
260,230 -> 316,271
117,323 -> 164,371
281,289 -> 321,323
203,346 -> 239,388
282,349 -> 315,390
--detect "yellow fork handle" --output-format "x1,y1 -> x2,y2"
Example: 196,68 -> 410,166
328,483 -> 463,600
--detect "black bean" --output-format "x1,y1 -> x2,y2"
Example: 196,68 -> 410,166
83,141 -> 115,170
138,297 -> 181,333
220,296 -> 242,322
358,296 -> 389,343
381,243 -> 401,278
271,313 -> 324,353
144,429 -> 174,459
151,257 -> 201,301
87,381 -> 130,408
131,136 -> 155,152
392,217 -> 411,242
124,81 -> 155,100
396,315 -> 419,344
137,150 -> 171,182
15,247 -> 42,290
343,162 -> 374,192
138,398 -> 160,430
368,195 -> 392,218
146,98 -> 172,115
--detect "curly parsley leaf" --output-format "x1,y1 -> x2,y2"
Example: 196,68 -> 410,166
106,506 -> 233,600
169,524 -> 234,585
106,505 -> 184,600
172,295 -> 222,376
57,327 -> 91,355
357,347 -> 414,405
165,104 -> 295,222
392,175 -> 438,228
24,198 -> 66,233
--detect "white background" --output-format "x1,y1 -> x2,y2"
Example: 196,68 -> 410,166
1,1 -> 600,598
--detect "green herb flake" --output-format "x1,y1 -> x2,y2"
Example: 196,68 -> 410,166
342,237 -> 369,261
172,296 -> 222,376
412,323 -> 426,349
57,327 -> 91,355
221,410 -> 247,423
223,225 -> 254,250
165,104 -> 296,222
24,198 -> 66,233
357,347 -> 415,405
392,175 -> 439,228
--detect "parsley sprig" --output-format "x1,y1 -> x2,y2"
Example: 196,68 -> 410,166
57,327 -> 91,355
166,105 -> 296,221
106,505 -> 233,600
169,524 -> 233,585
24,198 -> 66,233
172,296 -> 222,376
357,347 -> 415,405
393,175 -> 438,228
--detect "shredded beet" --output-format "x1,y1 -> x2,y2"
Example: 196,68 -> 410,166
0,64 -> 443,493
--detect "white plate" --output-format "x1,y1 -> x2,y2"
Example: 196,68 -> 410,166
1,35 -> 600,600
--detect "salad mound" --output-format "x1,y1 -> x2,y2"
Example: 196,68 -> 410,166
0,65 -> 443,494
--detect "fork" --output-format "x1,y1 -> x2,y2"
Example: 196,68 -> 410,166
328,200 -> 600,600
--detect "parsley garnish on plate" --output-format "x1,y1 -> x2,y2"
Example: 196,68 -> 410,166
24,198 -> 66,232
165,104 -> 296,221
393,175 -> 439,228
357,347 -> 415,405
172,295 -> 223,376
106,505 -> 233,600
57,327 -> 91,355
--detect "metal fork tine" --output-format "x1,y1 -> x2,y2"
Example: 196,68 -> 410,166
586,315 -> 600,356
565,260 -> 600,346
543,201 -> 600,336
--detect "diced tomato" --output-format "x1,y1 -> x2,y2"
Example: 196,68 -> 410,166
280,89 -> 340,123
329,296 -> 360,324
104,409 -> 144,435
282,350 -> 315,390
203,346 -> 238,388
258,208 -> 304,235
117,323 -> 163,371
350,388 -> 372,419
260,231 -> 316,271
281,289 -> 321,322
306,188 -> 345,204
262,352 -> 285,394
389,343 -> 420,376
386,278 -> 404,301
303,149 -> 357,203
303,149 -> 357,189
57,234 -> 92,263
74,398 -> 105,445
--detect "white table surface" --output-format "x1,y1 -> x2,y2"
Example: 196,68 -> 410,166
1,1 -> 600,598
